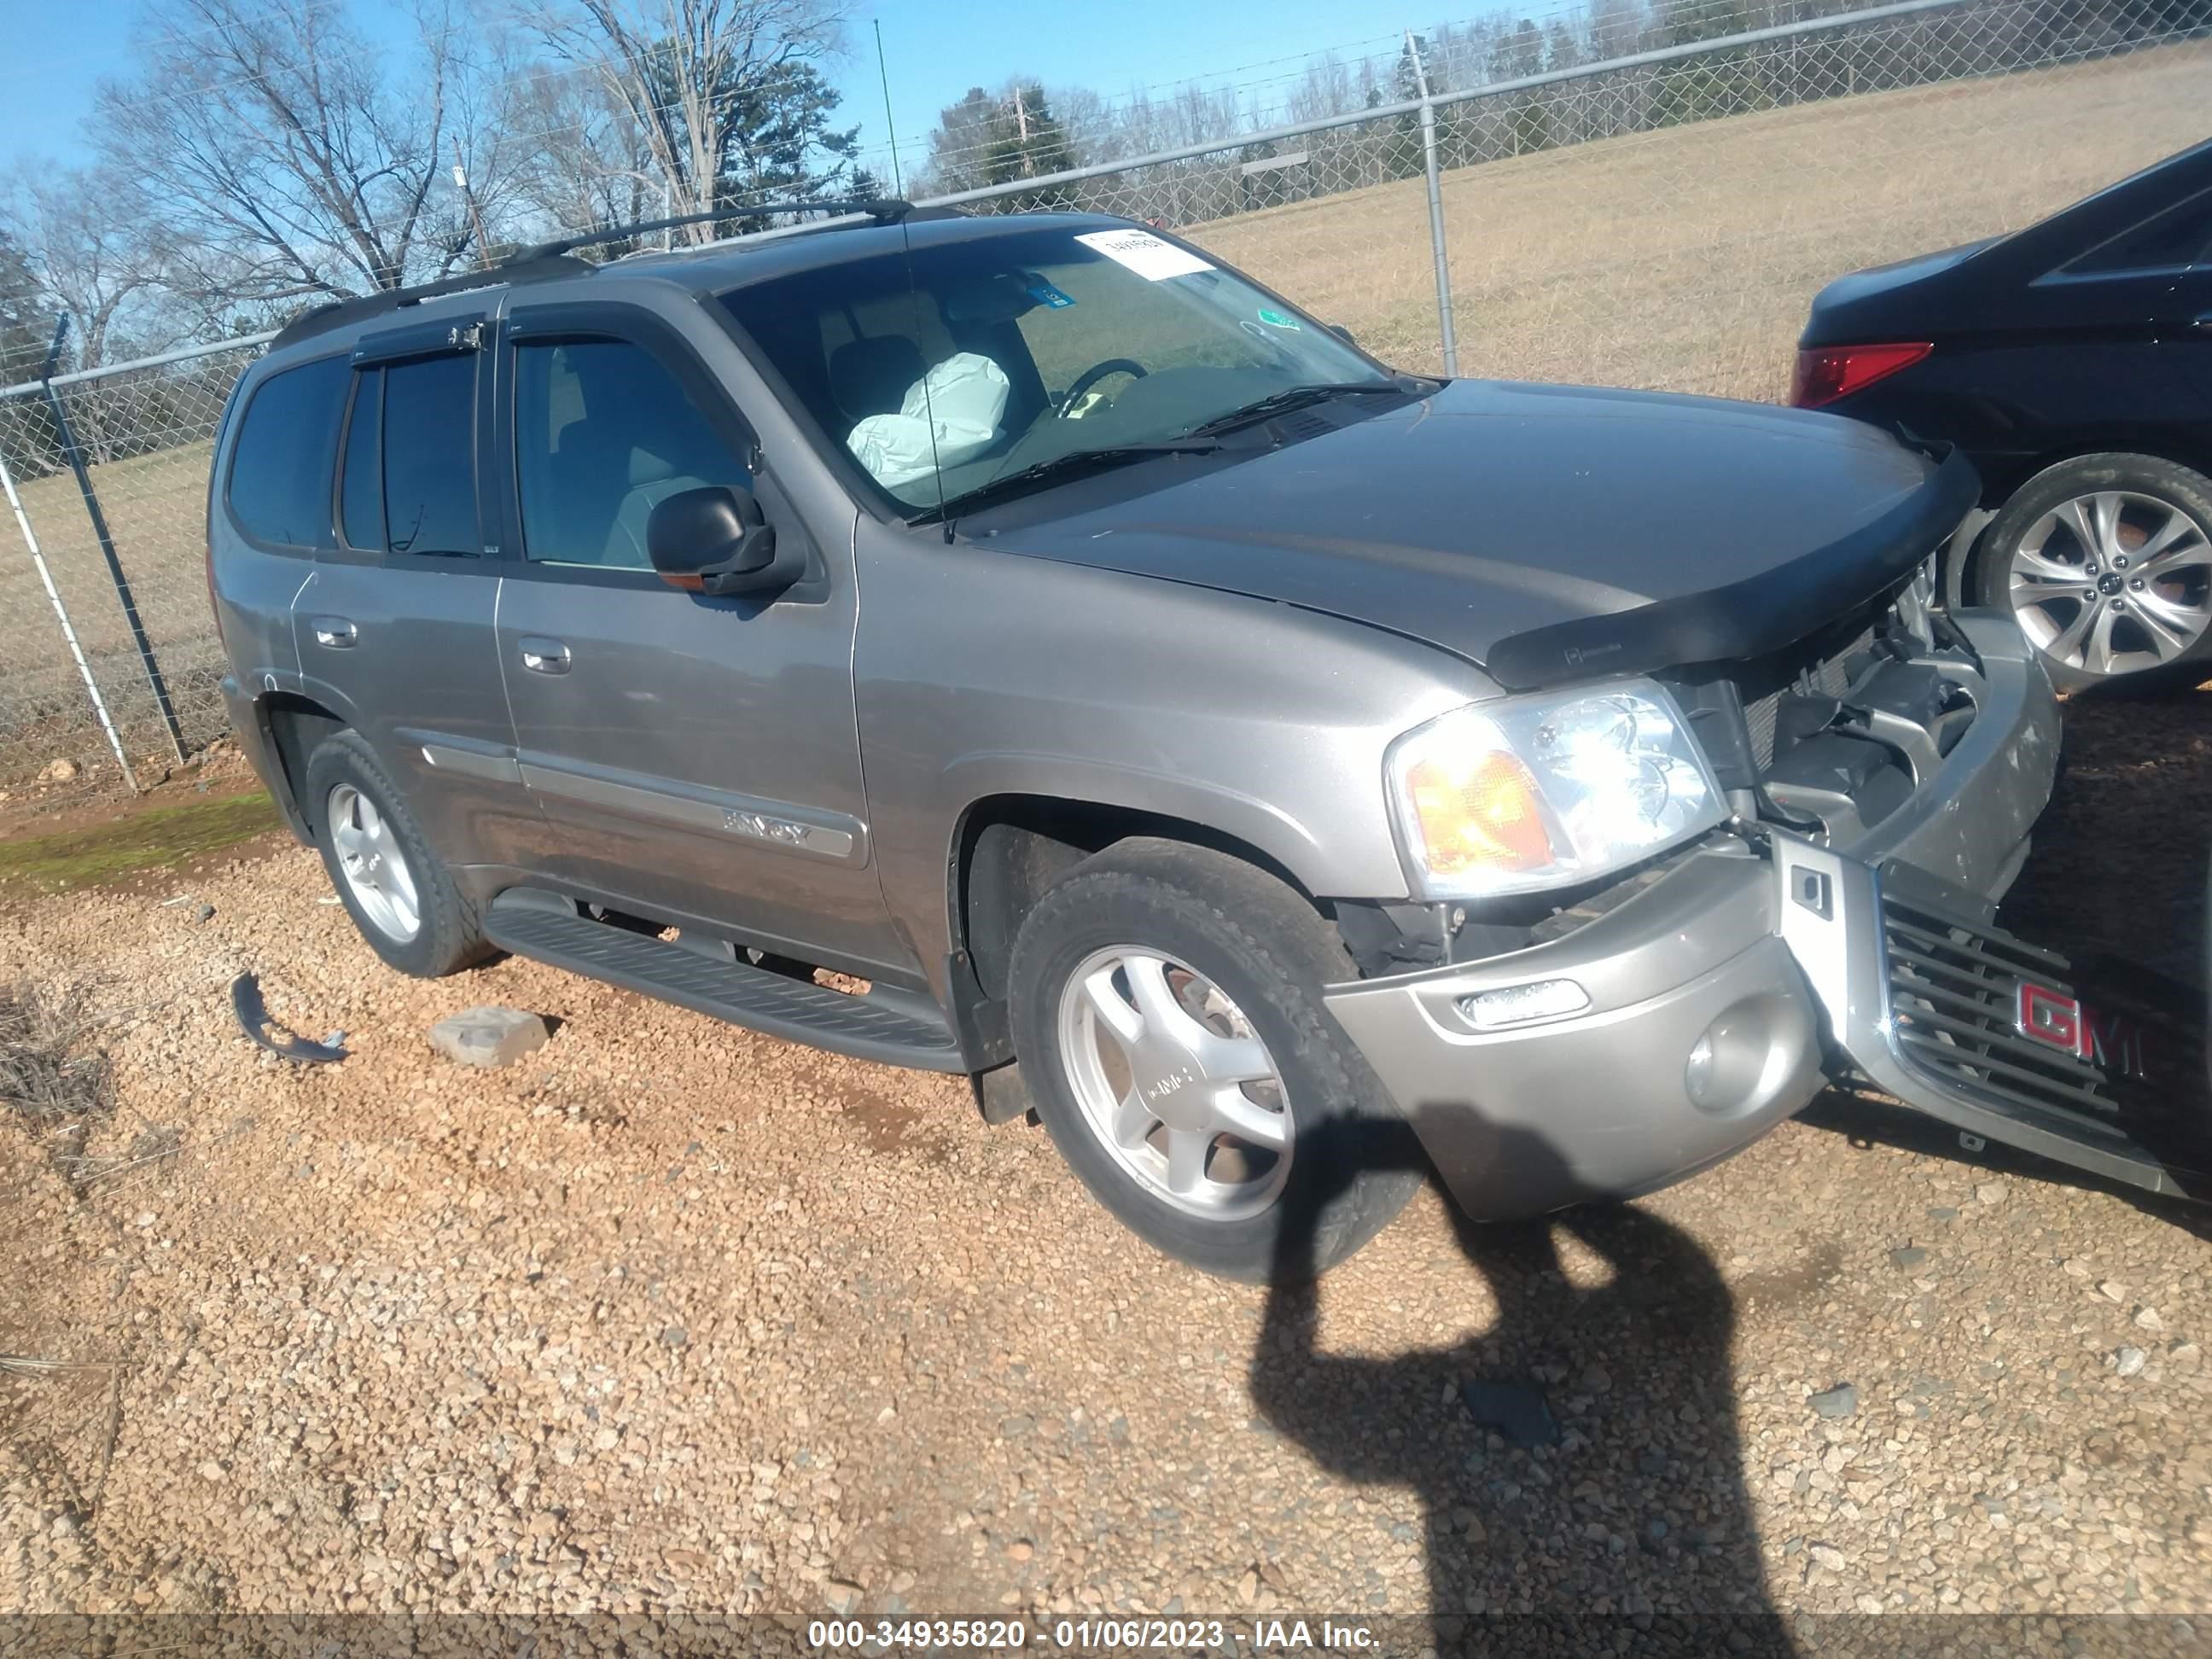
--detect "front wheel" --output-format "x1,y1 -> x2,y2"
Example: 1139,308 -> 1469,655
1007,839 -> 1422,1283
1976,452 -> 2212,694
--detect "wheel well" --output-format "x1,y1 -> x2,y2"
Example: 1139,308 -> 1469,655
260,694 -> 345,833
1963,445 -> 2212,597
953,795 -> 1317,1004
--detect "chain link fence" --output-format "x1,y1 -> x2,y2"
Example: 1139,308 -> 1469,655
3,0 -> 2208,795
1,335 -> 271,792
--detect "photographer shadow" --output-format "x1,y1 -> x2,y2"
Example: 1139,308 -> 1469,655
1249,1113 -> 1795,1654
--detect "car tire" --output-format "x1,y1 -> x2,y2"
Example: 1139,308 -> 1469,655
304,730 -> 487,978
1974,453 -> 2212,695
1006,838 -> 1423,1283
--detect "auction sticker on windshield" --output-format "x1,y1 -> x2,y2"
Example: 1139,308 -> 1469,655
1075,229 -> 1214,280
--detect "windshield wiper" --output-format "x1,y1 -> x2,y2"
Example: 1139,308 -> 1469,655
1185,381 -> 1408,438
919,440 -> 1222,522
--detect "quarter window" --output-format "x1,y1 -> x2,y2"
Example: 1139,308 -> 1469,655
226,354 -> 349,548
513,338 -> 753,569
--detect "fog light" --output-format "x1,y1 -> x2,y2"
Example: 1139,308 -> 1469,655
1685,1030 -> 1718,1105
1458,977 -> 1591,1030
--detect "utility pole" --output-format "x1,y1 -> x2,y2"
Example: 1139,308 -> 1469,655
452,138 -> 492,269
1013,85 -> 1033,175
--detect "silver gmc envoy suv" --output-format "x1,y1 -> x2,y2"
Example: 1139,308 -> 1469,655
210,205 -> 2149,1280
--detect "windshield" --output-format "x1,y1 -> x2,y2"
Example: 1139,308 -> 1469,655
718,223 -> 1394,515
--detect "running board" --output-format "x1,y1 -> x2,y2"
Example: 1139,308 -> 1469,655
483,894 -> 967,1073
1775,845 -> 2209,1201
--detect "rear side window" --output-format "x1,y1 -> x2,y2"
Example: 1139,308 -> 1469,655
339,368 -> 383,551
226,354 -> 349,548
379,354 -> 480,556
2066,190 -> 2212,276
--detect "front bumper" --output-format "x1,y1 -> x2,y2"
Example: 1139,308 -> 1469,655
1324,610 -> 2063,1219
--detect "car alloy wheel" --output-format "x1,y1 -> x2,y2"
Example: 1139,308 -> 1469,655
326,781 -> 422,943
2007,489 -> 2212,678
1054,945 -> 1293,1221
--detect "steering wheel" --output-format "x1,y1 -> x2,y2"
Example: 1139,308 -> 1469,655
1056,358 -> 1148,418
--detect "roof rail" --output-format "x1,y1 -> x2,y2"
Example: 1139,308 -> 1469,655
265,198 -> 926,353
266,253 -> 592,352
514,198 -> 916,262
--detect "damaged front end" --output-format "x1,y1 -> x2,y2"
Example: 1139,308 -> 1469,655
1327,583 -> 2207,1220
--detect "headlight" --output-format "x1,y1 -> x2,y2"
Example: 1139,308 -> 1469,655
1384,680 -> 1725,899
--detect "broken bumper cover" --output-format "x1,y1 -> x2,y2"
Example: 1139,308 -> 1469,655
1323,610 -> 2064,1220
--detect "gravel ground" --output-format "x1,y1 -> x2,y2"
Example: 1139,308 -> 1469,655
0,690 -> 2208,1633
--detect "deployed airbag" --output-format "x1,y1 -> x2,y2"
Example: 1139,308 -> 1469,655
847,352 -> 1010,491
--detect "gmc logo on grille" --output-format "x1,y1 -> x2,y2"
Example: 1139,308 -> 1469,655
2015,981 -> 2147,1080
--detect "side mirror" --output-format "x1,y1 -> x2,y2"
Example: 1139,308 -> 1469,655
646,485 -> 794,597
1329,323 -> 1358,345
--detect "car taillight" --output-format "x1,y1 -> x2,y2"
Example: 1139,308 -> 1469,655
1789,341 -> 1932,410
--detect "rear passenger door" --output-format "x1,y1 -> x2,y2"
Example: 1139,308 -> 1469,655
300,314 -> 535,868
489,299 -> 901,977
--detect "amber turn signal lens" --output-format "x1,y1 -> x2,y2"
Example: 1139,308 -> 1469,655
1405,750 -> 1555,876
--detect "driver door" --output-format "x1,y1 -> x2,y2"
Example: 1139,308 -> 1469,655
489,298 -> 905,978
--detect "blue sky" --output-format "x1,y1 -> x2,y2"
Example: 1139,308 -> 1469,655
1,0 -> 1416,180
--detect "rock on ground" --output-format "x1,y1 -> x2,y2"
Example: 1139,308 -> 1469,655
428,1005 -> 551,1068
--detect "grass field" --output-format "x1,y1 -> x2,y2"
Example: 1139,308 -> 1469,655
7,40 -> 2210,783
1195,41 -> 2212,388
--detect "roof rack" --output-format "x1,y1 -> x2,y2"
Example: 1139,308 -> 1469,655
265,198 -> 924,352
267,254 -> 591,351
514,198 -> 916,262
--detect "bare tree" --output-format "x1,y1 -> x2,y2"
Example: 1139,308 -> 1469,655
537,0 -> 853,242
511,64 -> 664,239
2,165 -> 172,370
92,0 -> 503,301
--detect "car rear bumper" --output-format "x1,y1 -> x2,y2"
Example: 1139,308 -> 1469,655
1323,610 -> 2062,1219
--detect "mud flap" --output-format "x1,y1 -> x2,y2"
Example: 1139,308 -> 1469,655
1773,844 -> 2209,1200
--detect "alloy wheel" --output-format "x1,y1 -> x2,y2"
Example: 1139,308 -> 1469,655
326,783 -> 422,943
2007,489 -> 2212,678
1055,946 -> 1292,1220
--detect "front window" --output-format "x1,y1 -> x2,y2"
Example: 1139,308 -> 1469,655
512,339 -> 754,569
719,224 -> 1396,515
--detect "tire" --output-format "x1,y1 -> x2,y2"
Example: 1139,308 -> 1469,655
1974,452 -> 2212,695
1007,838 -> 1423,1283
304,730 -> 487,978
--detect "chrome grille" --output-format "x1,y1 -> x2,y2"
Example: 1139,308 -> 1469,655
1880,888 -> 2118,1123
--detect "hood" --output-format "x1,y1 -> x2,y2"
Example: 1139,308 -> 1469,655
981,378 -> 1976,689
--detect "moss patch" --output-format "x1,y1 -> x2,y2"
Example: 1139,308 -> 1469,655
0,789 -> 282,892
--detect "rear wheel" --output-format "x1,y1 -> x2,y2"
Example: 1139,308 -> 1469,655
1976,453 -> 2212,694
1008,839 -> 1422,1283
305,731 -> 486,977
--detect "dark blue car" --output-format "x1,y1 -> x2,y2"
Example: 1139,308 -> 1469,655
1796,138 -> 2212,692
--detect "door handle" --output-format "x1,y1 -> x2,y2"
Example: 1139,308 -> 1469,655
311,616 -> 356,649
518,637 -> 571,674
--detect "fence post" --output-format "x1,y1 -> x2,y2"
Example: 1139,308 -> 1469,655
0,445 -> 143,794
39,317 -> 187,765
1405,32 -> 1460,378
